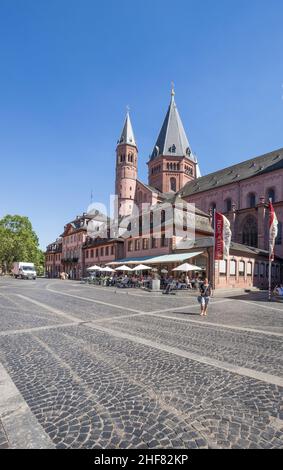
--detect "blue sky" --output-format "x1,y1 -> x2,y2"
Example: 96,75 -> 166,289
0,0 -> 282,249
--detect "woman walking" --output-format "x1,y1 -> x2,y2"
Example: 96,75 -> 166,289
198,278 -> 212,316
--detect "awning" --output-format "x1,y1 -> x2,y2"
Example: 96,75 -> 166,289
106,252 -> 203,266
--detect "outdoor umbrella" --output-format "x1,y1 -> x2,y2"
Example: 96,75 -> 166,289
161,269 -> 168,274
173,263 -> 202,272
100,267 -> 115,273
132,264 -> 152,271
115,265 -> 133,272
87,265 -> 101,271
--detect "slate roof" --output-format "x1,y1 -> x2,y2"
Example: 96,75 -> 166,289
178,148 -> 283,198
150,92 -> 194,161
117,112 -> 136,146
136,179 -> 161,195
186,238 -> 282,259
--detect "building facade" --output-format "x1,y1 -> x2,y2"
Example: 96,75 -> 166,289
45,87 -> 283,288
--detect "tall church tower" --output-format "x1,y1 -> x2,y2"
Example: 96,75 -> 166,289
115,111 -> 138,218
148,87 -> 200,193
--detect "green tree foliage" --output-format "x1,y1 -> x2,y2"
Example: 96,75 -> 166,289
0,215 -> 44,274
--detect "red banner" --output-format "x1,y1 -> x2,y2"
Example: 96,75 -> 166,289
214,212 -> 224,260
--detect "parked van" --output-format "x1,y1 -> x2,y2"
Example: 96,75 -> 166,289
12,262 -> 37,280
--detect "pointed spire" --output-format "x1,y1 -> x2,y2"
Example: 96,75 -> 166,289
194,154 -> 202,178
151,87 -> 192,160
118,109 -> 136,147
171,81 -> 175,99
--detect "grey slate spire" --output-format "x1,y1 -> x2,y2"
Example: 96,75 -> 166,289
151,87 -> 193,160
118,111 -> 136,147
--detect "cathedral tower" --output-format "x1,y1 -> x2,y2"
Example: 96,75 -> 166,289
148,87 -> 199,193
115,111 -> 138,217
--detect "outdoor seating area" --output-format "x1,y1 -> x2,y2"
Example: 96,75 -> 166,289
273,284 -> 283,302
82,262 -> 206,292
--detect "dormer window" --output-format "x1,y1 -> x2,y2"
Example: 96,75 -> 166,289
169,144 -> 176,153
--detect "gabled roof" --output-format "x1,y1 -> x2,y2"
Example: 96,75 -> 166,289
136,179 -> 161,195
150,90 -> 193,161
178,148 -> 283,198
117,112 -> 136,147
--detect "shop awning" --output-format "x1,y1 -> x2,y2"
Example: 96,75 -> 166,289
106,252 -> 203,266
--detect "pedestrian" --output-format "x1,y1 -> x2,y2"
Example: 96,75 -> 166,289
198,278 -> 212,316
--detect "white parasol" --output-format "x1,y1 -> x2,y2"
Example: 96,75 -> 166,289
173,263 -> 203,272
115,265 -> 133,272
87,265 -> 101,271
132,264 -> 152,271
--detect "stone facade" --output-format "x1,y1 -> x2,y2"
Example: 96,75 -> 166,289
45,89 -> 283,287
45,239 -> 62,278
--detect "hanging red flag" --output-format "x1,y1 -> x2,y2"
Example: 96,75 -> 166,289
214,212 -> 232,260
269,201 -> 278,262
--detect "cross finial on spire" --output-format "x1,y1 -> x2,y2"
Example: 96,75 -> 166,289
126,105 -> 130,114
171,81 -> 175,97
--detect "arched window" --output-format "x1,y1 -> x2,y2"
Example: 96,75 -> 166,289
254,262 -> 259,276
170,177 -> 177,192
161,210 -> 166,225
229,260 -> 236,276
149,212 -> 154,232
242,216 -> 258,247
239,261 -> 245,276
248,193 -> 256,208
225,198 -> 232,212
267,188 -> 275,203
167,163 -> 169,170
247,262 -> 252,276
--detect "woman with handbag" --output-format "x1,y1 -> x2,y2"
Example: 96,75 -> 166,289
198,278 -> 212,316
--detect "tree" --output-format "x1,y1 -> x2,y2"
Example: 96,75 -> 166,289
0,215 -> 44,274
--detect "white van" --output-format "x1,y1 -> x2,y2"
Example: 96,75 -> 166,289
12,262 -> 37,280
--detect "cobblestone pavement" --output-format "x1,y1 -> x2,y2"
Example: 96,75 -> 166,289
0,420 -> 9,449
0,278 -> 283,449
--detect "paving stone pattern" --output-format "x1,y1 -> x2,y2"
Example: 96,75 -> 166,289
0,278 -> 283,449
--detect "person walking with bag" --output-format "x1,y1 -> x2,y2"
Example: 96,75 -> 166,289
198,278 -> 212,316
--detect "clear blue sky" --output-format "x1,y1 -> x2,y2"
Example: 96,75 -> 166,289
0,0 -> 282,249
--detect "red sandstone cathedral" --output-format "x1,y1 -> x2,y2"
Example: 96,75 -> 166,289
46,88 -> 283,289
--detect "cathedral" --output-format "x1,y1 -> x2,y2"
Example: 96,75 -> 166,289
45,88 -> 283,289
115,87 -> 201,218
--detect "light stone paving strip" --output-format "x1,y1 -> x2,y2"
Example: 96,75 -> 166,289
1,279 -> 283,449
236,299 -> 283,313
0,362 -> 55,449
86,323 -> 283,388
46,287 -> 145,314
16,294 -> 83,323
32,290 -> 283,337
0,322 -> 83,337
147,313 -> 283,338
10,292 -> 283,340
